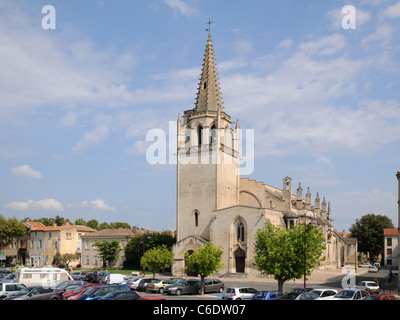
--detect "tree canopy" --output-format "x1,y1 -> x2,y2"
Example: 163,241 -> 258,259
140,245 -> 175,279
254,223 -> 325,292
184,242 -> 223,295
93,240 -> 121,267
349,213 -> 394,262
0,215 -> 26,249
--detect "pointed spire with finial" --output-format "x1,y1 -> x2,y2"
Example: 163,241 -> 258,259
194,29 -> 224,112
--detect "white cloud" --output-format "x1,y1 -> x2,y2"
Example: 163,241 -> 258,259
315,156 -> 333,166
163,0 -> 200,16
72,125 -> 109,154
9,165 -> 42,179
5,199 -> 63,211
383,2 -> 400,18
67,199 -> 117,212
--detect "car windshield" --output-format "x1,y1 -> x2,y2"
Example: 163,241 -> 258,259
13,287 -> 33,296
226,288 -> 235,293
336,290 -> 354,298
254,291 -> 267,298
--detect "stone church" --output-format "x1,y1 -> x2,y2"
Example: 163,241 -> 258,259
172,33 -> 356,277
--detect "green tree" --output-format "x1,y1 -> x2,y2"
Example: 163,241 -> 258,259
0,215 -> 26,249
124,232 -> 176,269
93,240 -> 121,267
86,219 -> 99,230
349,214 -> 394,263
184,243 -> 223,295
254,223 -> 325,292
140,245 -> 175,279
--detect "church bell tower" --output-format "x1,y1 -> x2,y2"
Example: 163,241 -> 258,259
176,33 -> 240,242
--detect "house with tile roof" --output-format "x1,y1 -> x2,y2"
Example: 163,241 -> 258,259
26,221 -> 96,267
384,228 -> 398,269
80,228 -> 137,269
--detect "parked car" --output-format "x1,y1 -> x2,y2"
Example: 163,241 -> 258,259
203,279 -> 224,293
137,278 -> 158,292
364,294 -> 397,300
146,279 -> 177,293
294,291 -> 320,300
310,289 -> 337,299
74,284 -> 130,300
1,273 -> 17,283
63,284 -> 105,300
279,292 -> 302,300
164,279 -> 201,296
0,282 -> 26,299
355,281 -> 380,294
99,290 -> 141,300
70,271 -> 88,281
4,286 -> 61,300
368,266 -> 379,273
358,263 -> 372,268
285,287 -> 313,293
125,277 -> 143,290
324,288 -> 369,300
85,272 -> 97,283
252,290 -> 283,300
98,271 -> 110,283
104,273 -> 127,284
222,287 -> 257,300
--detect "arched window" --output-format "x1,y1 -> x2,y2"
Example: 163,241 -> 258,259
197,125 -> 203,146
194,211 -> 199,227
237,222 -> 245,242
210,125 -> 216,144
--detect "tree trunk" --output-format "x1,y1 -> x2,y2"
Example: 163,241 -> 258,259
200,275 -> 205,295
278,280 -> 284,293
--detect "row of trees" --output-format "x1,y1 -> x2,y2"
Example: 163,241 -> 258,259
21,215 -> 133,230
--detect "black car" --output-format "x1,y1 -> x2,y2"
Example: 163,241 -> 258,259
4,286 -> 60,300
137,278 -> 158,292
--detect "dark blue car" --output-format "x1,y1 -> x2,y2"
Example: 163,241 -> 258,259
252,290 -> 284,300
75,284 -> 130,300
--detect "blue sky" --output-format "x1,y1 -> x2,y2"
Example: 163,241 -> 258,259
1,0 -> 399,233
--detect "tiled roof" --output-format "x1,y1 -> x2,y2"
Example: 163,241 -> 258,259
29,222 -> 96,233
384,228 -> 398,236
82,228 -> 136,238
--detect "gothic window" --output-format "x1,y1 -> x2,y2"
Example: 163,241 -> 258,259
210,125 -> 216,144
194,211 -> 199,227
203,82 -> 207,90
197,125 -> 203,146
237,222 -> 245,242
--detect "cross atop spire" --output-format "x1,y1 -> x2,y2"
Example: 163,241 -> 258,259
194,32 -> 223,112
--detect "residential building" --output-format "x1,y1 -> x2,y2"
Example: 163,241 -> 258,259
27,222 -> 96,267
385,228 -> 399,269
80,228 -> 137,269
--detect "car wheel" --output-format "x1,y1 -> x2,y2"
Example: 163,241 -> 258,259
218,287 -> 223,293
159,288 -> 164,294
176,289 -> 182,296
197,289 -> 202,295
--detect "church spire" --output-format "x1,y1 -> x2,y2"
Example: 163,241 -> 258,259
195,33 -> 224,112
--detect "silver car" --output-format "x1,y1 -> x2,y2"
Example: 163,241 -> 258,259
324,288 -> 369,300
222,287 -> 257,300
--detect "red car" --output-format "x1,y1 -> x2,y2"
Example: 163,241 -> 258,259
364,294 -> 398,300
63,284 -> 105,300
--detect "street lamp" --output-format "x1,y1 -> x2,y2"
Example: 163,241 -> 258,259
303,211 -> 317,293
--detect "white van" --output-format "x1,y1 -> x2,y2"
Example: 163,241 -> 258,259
105,273 -> 127,284
15,268 -> 73,286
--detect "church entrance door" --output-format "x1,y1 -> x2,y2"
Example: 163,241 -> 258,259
234,248 -> 245,273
